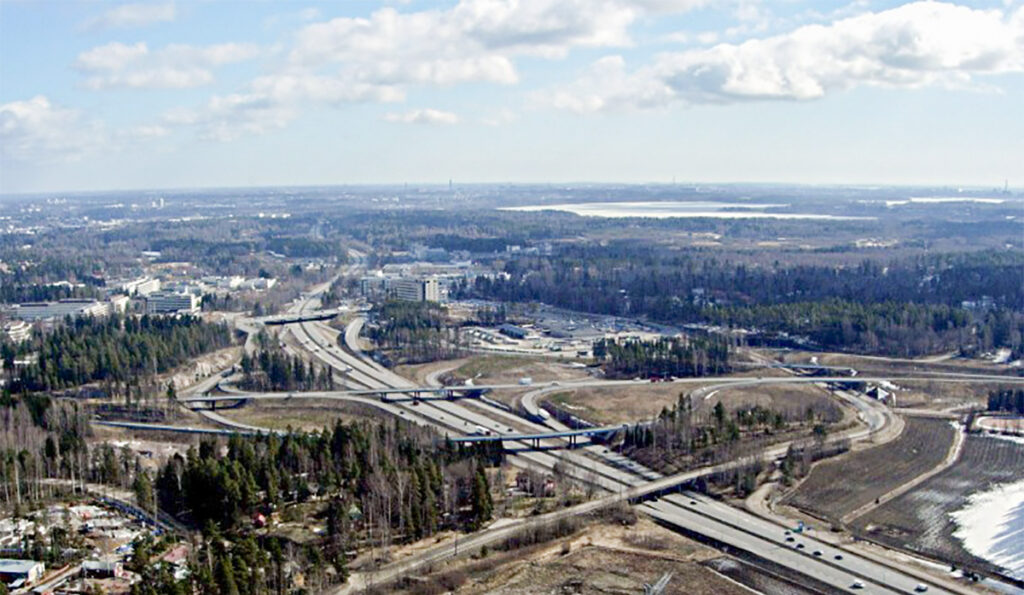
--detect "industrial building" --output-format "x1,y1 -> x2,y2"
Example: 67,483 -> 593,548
6,299 -> 112,322
0,558 -> 44,588
145,292 -> 200,314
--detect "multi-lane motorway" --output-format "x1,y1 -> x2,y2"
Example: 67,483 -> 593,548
264,282 -> 1010,594
165,266 -> 1021,594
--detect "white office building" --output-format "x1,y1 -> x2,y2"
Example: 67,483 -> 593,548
145,292 -> 200,314
388,278 -> 440,302
121,276 -> 161,297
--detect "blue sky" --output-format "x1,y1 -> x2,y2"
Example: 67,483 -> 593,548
1,0 -> 1022,194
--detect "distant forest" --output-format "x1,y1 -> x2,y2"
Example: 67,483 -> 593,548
4,314 -> 233,395
459,247 -> 1024,357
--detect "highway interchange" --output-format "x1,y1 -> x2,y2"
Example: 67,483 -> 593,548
161,264 -> 1023,595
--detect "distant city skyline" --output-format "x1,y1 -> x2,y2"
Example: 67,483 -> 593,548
2,0 -> 1022,194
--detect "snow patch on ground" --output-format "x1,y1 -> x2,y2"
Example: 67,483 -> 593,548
951,478 -> 1024,580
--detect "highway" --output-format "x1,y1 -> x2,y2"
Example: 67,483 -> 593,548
154,266 -> 1002,594
274,289 -> 971,594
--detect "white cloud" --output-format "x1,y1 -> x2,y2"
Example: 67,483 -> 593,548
542,2 -> 1024,112
0,96 -> 104,162
288,0 -> 641,86
384,108 -> 460,125
82,2 -> 176,31
143,0 -> 720,141
163,93 -> 296,142
75,42 -> 261,90
0,96 -> 179,164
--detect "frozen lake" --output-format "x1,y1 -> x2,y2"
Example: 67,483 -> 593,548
952,436 -> 1024,581
501,201 -> 876,220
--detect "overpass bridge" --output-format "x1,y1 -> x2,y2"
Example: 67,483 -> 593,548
94,420 -> 286,437
257,309 -> 342,325
446,424 -> 627,449
181,385 -> 490,409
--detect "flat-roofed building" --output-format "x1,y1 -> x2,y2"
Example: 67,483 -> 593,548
145,292 -> 200,315
7,299 -> 111,322
0,558 -> 44,588
388,278 -> 440,302
121,276 -> 161,297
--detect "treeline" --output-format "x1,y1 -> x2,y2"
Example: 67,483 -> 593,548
8,314 -> 233,394
0,392 -> 92,513
593,335 -> 730,378
987,389 -> 1024,415
239,341 -> 335,392
621,395 -> 840,478
710,299 -> 983,357
367,300 -> 463,364
154,423 -> 499,590
460,247 -> 1024,357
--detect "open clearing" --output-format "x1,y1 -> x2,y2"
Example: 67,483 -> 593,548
544,369 -> 842,426
776,349 -> 1015,376
885,379 -> 1018,411
783,417 -> 956,522
217,399 -> 387,432
382,517 -> 754,595
852,434 -> 1024,574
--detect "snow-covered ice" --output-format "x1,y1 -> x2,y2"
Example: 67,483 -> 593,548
952,478 -> 1024,580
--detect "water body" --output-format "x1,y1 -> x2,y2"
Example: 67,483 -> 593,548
952,436 -> 1024,582
884,197 -> 1009,207
501,201 -> 876,220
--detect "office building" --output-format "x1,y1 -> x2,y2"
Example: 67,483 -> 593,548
7,299 -> 111,322
388,278 -> 440,302
146,292 -> 200,314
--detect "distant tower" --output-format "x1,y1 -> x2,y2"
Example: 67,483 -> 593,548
1005,179 -> 1009,194
449,178 -> 453,191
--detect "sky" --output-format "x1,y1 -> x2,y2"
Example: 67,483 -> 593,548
1,0 -> 1023,195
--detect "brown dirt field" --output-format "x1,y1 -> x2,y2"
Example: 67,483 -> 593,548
385,517 -> 749,595
215,399 -> 388,432
851,434 -> 1024,574
397,355 -> 592,392
395,357 -> 473,385
889,380 -> 1018,411
546,370 -> 843,426
777,349 -> 1015,376
783,417 -> 956,523
452,354 -> 593,385
975,416 -> 1024,434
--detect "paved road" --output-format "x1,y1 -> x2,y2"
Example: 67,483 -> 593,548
217,284 -> 1002,594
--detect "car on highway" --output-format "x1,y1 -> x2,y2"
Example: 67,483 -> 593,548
851,581 -> 864,589
914,585 -> 928,592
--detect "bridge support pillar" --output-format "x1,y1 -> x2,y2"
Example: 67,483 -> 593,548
569,435 -> 577,449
